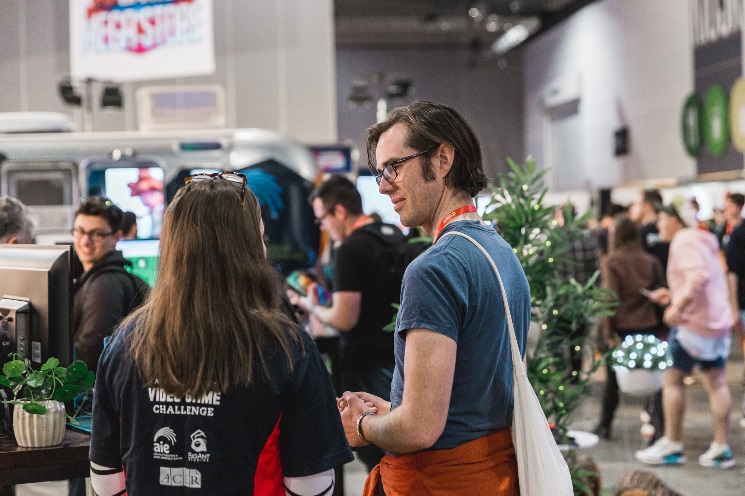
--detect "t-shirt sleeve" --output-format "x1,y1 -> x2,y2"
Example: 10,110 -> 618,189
726,227 -> 745,274
396,250 -> 465,342
88,330 -> 124,469
278,334 -> 354,477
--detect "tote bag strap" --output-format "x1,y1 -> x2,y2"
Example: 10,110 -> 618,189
439,231 -> 524,373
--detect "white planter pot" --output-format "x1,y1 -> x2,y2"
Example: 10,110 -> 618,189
13,400 -> 66,447
613,366 -> 664,397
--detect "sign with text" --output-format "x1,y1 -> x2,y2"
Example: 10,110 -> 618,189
70,0 -> 215,83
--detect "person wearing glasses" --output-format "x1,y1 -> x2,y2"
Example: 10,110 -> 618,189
89,175 -> 353,495
71,196 -> 149,371
292,174 -> 410,475
337,101 -> 529,495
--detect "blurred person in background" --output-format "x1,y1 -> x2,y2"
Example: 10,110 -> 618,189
636,205 -> 735,469
120,211 -> 138,240
0,196 -> 33,244
630,189 -> 668,271
594,214 -> 666,440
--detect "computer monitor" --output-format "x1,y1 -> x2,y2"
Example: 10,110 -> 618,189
0,245 -> 73,367
86,164 -> 165,239
116,239 -> 160,287
356,174 -> 401,227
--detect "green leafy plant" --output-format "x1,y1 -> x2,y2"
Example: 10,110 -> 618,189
0,355 -> 94,423
483,157 -> 618,495
611,334 -> 672,371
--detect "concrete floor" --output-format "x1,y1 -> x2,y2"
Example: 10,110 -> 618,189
341,352 -> 745,496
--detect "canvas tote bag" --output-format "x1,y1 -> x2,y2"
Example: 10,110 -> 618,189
441,231 -> 573,496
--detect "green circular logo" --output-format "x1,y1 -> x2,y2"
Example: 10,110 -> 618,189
682,94 -> 702,157
704,84 -> 729,157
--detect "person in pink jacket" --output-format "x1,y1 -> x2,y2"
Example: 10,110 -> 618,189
636,205 -> 735,469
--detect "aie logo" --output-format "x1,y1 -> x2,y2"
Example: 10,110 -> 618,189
154,427 -> 177,454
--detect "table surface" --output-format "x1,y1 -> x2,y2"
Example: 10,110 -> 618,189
0,428 -> 90,485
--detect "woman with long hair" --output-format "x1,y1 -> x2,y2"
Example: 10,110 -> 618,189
89,174 -> 353,495
594,214 -> 666,440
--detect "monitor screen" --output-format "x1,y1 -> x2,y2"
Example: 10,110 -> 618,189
356,175 -> 401,227
87,165 -> 165,239
0,245 -> 73,367
116,239 -> 160,287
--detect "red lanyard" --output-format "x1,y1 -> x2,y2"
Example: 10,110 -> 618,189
350,215 -> 372,234
433,205 -> 477,240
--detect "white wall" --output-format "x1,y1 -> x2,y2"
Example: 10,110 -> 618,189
0,0 -> 337,144
523,0 -> 696,192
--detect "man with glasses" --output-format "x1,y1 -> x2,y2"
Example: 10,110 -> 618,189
71,196 -> 149,371
337,101 -> 529,495
295,174 -> 407,475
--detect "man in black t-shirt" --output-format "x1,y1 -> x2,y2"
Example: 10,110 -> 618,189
296,175 -> 404,472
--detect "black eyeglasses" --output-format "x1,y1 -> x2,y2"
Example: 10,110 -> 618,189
314,210 -> 333,225
184,171 -> 247,205
70,227 -> 114,242
370,146 -> 438,186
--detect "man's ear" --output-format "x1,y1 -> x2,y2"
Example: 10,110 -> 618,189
434,144 -> 455,178
333,203 -> 348,220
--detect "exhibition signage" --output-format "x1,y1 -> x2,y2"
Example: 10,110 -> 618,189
683,0 -> 744,174
70,0 -> 215,82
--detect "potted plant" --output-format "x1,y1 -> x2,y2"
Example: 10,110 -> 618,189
0,355 -> 94,447
611,334 -> 672,397
482,158 -> 618,495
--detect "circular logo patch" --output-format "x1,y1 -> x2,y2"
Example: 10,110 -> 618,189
682,94 -> 702,157
704,84 -> 729,157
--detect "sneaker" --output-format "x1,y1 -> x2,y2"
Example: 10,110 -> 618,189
635,437 -> 686,465
698,443 -> 736,469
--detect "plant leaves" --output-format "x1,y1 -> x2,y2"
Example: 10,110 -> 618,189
0,376 -> 10,388
40,357 -> 59,371
23,402 -> 47,415
26,371 -> 45,388
66,361 -> 89,383
3,360 -> 26,378
53,384 -> 80,403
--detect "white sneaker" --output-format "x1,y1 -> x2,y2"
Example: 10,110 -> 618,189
635,437 -> 686,465
698,443 -> 735,469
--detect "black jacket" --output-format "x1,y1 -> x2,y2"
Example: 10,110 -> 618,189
73,250 -> 149,370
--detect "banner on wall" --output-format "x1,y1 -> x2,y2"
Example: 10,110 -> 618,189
683,0 -> 744,175
70,0 -> 215,83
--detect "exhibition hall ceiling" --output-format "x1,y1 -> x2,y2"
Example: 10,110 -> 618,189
335,0 -> 598,52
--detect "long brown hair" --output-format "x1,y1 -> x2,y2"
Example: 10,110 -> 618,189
611,214 -> 641,252
126,178 -> 299,397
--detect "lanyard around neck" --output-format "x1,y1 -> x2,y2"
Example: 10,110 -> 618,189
433,205 -> 477,240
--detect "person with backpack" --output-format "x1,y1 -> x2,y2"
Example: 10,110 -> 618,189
295,175 -> 422,474
71,196 -> 149,371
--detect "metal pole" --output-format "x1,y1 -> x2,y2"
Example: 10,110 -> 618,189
83,78 -> 94,132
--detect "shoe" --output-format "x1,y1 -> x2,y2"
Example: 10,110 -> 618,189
698,443 -> 736,469
592,425 -> 611,440
635,437 -> 686,465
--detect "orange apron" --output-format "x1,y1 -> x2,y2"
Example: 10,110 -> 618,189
362,428 -> 519,496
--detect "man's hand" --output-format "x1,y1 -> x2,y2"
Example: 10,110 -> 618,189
339,391 -> 377,448
663,304 -> 682,327
647,288 -> 671,306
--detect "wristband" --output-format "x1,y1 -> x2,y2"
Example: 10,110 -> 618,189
356,411 -> 376,443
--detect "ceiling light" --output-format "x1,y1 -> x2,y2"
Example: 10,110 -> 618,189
468,7 -> 480,18
491,18 -> 540,54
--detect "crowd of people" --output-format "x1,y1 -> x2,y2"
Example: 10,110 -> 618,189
1,99 -> 744,495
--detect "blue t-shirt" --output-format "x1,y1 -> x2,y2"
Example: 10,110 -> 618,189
392,221 -> 530,451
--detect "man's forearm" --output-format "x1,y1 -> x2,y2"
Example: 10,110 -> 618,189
359,405 -> 434,454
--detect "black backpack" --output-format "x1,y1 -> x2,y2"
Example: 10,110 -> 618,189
360,226 -> 430,285
86,266 -> 150,314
